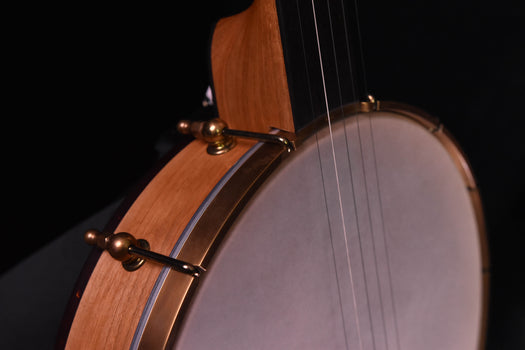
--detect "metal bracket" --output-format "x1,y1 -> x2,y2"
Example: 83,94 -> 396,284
177,118 -> 295,155
84,229 -> 204,277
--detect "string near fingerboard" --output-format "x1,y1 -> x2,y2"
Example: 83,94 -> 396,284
276,0 -> 367,131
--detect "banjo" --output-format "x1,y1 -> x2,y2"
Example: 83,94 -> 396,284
60,0 -> 489,349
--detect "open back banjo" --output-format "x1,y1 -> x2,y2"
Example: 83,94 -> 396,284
60,0 -> 489,349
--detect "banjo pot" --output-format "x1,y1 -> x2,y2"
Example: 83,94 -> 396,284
61,1 -> 489,349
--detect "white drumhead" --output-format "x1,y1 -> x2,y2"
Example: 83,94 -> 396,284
174,112 -> 482,349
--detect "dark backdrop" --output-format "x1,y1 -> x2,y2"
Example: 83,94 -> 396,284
3,1 -> 524,348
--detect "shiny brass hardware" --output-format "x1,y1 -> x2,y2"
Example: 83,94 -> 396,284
84,229 -> 204,277
177,118 -> 236,155
177,118 -> 295,155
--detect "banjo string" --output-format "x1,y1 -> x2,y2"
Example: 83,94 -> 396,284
316,0 -> 403,348
342,0 -> 401,347
311,1 -> 364,349
367,113 -> 402,350
338,0 -> 389,347
295,1 -> 352,348
315,131 -> 352,350
332,0 -> 382,347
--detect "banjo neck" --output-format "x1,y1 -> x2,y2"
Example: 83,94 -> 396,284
211,0 -> 367,134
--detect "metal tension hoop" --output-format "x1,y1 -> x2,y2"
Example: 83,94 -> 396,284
177,118 -> 295,155
84,229 -> 204,277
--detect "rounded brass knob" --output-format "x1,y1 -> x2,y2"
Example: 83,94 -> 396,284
201,119 -> 228,143
176,120 -> 192,134
84,228 -> 104,247
105,232 -> 137,262
176,118 -> 236,155
84,229 -> 148,271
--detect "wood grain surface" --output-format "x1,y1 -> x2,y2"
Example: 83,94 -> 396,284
67,1 -> 291,347
211,0 -> 295,133
65,139 -> 255,349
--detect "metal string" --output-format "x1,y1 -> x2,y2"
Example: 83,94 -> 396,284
339,0 -> 401,348
367,115 -> 402,350
325,0 -> 379,348
308,1 -> 402,349
354,112 -> 386,350
315,132 -> 352,350
336,2 -> 385,348
317,0 -> 403,348
293,1 -> 351,348
310,1 -> 363,349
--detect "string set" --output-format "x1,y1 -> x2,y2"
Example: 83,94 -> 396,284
307,0 -> 400,349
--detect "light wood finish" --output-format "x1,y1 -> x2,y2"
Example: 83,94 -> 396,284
65,139 -> 255,349
211,0 -> 295,133
67,1 -> 292,347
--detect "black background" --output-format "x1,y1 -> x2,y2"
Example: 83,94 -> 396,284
3,0 -> 524,348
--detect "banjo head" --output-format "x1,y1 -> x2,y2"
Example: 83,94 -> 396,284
131,103 -> 488,350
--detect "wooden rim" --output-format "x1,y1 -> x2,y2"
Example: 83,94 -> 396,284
64,138 -> 257,349
56,136 -> 194,349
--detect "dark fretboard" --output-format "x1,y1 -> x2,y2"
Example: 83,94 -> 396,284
277,0 -> 367,131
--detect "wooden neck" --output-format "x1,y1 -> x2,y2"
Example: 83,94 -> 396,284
210,0 -> 366,134
211,0 -> 295,134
